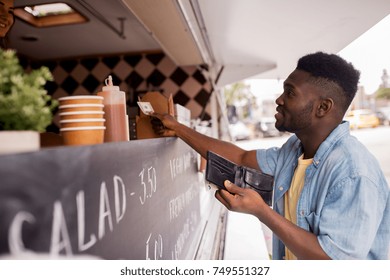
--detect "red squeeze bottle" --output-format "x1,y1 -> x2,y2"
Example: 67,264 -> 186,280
97,76 -> 129,142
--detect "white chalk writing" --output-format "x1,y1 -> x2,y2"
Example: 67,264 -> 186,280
8,175 -> 128,255
169,182 -> 198,222
171,211 -> 198,260
50,201 -> 72,255
145,233 -> 163,260
139,166 -> 157,205
8,211 -> 35,255
169,152 -> 192,181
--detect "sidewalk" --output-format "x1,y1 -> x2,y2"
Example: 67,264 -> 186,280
223,211 -> 271,260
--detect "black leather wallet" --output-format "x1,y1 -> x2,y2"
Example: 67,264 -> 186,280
205,150 -> 274,206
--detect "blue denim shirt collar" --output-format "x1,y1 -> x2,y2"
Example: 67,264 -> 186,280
273,122 -> 350,203
311,121 -> 350,167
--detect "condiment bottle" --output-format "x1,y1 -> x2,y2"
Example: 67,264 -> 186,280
97,75 -> 129,142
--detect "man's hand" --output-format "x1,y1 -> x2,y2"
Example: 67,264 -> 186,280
216,181 -> 331,260
215,180 -> 267,217
150,112 -> 177,137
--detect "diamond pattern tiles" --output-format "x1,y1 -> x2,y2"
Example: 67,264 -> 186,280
38,52 -> 212,124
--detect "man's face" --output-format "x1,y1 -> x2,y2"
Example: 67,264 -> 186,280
0,0 -> 14,38
274,69 -> 320,134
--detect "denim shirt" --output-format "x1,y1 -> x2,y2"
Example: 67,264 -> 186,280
256,122 -> 390,259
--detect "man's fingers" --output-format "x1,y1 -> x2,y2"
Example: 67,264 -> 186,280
150,114 -> 167,135
215,188 -> 239,211
150,113 -> 177,137
223,180 -> 243,195
214,190 -> 230,208
150,112 -> 161,118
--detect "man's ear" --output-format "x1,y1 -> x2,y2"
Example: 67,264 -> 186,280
316,98 -> 333,117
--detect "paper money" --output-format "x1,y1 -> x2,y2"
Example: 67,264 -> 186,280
137,101 -> 154,115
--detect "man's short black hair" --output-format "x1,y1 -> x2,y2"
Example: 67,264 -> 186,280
296,52 -> 360,111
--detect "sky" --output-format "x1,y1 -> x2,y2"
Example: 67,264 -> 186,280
248,14 -> 390,99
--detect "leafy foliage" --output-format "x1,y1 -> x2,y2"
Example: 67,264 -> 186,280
224,82 -> 257,120
375,87 -> 390,100
224,82 -> 252,106
0,49 -> 58,131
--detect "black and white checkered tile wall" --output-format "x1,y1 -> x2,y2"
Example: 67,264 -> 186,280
25,52 -> 213,132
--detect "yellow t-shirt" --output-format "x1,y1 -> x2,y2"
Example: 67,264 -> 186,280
284,154 -> 313,260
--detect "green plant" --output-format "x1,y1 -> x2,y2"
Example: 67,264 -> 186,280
224,82 -> 258,120
0,49 -> 58,132
375,87 -> 390,100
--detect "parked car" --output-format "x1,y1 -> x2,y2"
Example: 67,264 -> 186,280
376,107 -> 390,126
229,121 -> 251,141
344,109 -> 380,129
255,118 -> 283,137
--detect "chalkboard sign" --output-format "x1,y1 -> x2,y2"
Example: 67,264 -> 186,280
0,138 -> 224,259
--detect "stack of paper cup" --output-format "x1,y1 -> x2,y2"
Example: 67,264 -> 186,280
58,96 -> 106,146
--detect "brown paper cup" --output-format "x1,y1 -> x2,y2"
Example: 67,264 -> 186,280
60,118 -> 105,128
60,126 -> 105,146
59,111 -> 105,120
58,95 -> 103,105
59,104 -> 104,112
